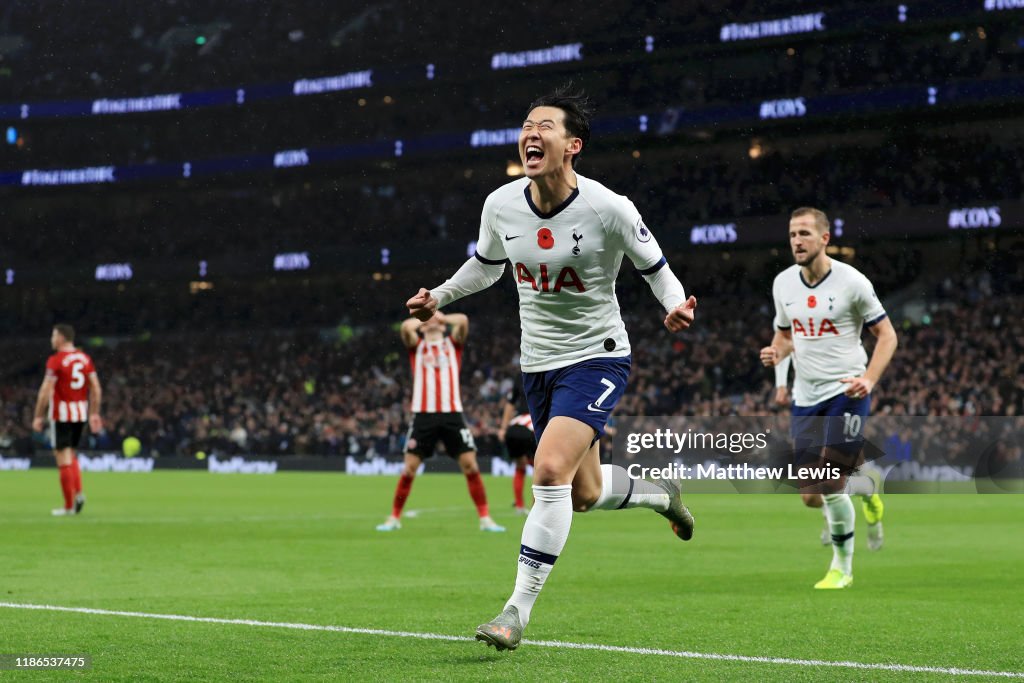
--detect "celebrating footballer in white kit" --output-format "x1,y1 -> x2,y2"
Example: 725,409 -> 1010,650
405,86 -> 697,651
761,207 -> 898,590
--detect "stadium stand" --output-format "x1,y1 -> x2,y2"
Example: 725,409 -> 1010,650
1,0 -> 1021,460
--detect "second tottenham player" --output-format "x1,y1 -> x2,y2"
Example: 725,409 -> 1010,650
761,207 -> 898,589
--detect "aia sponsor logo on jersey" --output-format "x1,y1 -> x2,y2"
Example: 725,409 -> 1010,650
515,263 -> 586,292
791,317 -> 838,337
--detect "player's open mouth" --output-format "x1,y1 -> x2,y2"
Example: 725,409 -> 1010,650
525,146 -> 544,166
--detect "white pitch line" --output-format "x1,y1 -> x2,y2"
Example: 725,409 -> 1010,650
2,602 -> 1022,679
5,506 -> 472,526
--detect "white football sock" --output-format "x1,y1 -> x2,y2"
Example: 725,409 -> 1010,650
592,464 -> 670,511
823,493 -> 855,575
504,484 -> 572,628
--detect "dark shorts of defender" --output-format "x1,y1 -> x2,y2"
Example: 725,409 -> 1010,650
504,424 -> 536,461
51,421 -> 85,450
405,412 -> 476,459
522,356 -> 630,444
790,392 -> 871,471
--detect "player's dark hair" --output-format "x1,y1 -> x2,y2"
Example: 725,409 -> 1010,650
53,323 -> 75,343
791,207 -> 830,233
527,84 -> 593,168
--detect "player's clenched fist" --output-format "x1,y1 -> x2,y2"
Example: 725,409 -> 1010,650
664,296 -> 697,333
760,346 -> 780,367
406,288 -> 439,321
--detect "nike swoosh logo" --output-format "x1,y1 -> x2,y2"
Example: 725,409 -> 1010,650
521,548 -> 544,558
504,234 -> 521,241
586,403 -> 608,413
785,301 -> 795,306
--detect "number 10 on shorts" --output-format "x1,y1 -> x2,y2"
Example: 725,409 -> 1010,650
843,411 -> 862,439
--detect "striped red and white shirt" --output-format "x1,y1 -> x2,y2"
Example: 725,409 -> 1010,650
409,336 -> 463,413
46,349 -> 96,423
509,413 -> 534,431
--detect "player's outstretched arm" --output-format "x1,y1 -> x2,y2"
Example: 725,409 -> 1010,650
664,296 -> 697,333
632,249 -> 689,327
407,249 -> 505,322
423,255 -> 506,315
841,317 -> 898,398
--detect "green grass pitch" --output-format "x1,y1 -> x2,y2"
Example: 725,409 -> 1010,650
2,470 -> 1023,681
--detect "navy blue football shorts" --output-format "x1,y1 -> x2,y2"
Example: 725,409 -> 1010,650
790,392 -> 871,466
522,356 -> 630,445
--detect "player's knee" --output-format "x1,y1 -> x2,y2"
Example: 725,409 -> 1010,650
402,465 -> 419,478
532,461 -> 567,486
458,453 -> 479,475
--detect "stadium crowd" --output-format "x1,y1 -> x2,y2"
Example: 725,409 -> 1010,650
1,261 -> 1020,460
3,126 -> 1021,272
1,0 -> 1021,466
2,0 -> 1017,103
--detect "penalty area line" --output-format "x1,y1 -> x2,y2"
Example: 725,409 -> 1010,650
1,602 -> 1022,679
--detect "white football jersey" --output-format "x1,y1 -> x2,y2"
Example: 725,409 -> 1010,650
475,174 -> 672,372
772,260 -> 887,406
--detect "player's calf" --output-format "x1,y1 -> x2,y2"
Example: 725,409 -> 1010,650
570,482 -> 602,512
